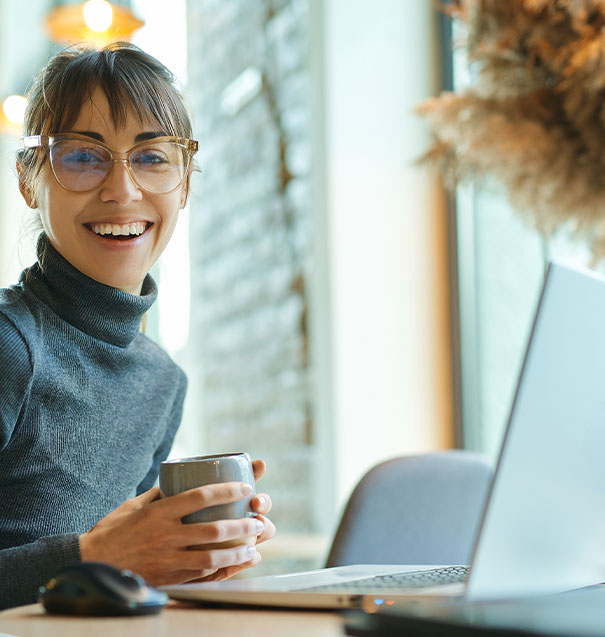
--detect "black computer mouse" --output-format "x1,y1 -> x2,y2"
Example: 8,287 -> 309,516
39,562 -> 168,616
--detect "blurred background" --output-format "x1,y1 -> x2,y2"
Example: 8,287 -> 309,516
0,0 -> 591,575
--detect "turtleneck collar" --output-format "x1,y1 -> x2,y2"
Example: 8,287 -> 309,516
20,233 -> 157,348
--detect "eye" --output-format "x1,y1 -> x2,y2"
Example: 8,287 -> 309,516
58,145 -> 106,169
131,149 -> 170,167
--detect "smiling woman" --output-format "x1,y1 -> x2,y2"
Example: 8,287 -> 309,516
19,88 -> 195,295
0,43 -> 275,611
16,44 -> 196,295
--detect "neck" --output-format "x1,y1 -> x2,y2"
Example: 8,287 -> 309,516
20,232 -> 157,347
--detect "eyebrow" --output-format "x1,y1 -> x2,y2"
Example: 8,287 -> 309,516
72,131 -> 168,143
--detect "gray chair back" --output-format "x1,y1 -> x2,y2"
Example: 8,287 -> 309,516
325,450 -> 493,567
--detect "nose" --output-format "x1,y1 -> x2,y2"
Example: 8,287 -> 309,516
99,159 -> 143,204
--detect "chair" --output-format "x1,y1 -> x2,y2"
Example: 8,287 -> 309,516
325,450 -> 493,567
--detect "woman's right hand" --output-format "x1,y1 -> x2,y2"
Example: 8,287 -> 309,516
79,483 -> 264,586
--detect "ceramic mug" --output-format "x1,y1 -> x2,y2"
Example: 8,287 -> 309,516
159,452 -> 256,550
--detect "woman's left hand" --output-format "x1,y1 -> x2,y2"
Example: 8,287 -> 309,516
187,458 -> 275,583
249,459 -> 275,543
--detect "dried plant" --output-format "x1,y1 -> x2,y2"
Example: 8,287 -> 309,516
417,0 -> 605,258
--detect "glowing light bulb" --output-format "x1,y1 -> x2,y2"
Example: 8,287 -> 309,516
83,0 -> 113,32
3,95 -> 26,125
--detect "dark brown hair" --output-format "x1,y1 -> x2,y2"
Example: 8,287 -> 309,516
18,42 -> 193,201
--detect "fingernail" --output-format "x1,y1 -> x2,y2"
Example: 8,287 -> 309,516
256,495 -> 267,507
254,520 -> 264,534
241,483 -> 253,495
246,545 -> 257,557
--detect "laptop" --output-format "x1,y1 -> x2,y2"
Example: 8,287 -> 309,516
162,261 -> 605,609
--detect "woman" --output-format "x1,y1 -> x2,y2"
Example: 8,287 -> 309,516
0,42 -> 274,610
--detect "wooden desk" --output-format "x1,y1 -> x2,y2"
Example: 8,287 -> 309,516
0,602 -> 345,637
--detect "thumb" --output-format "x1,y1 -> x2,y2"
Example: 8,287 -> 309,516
117,487 -> 163,515
135,486 -> 163,506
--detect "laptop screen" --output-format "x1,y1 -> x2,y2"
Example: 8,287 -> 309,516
467,261 -> 605,598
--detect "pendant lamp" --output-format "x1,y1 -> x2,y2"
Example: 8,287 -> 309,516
45,0 -> 144,46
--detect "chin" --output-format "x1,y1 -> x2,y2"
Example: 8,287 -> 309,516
92,271 -> 146,295
115,280 -> 146,295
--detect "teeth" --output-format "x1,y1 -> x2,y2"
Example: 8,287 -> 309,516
92,221 -> 147,237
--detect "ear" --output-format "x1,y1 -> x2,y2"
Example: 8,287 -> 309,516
17,162 -> 38,209
179,172 -> 192,209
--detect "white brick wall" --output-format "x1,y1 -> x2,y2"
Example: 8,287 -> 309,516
186,0 -> 316,565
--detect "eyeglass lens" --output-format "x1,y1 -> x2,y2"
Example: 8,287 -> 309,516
48,139 -> 189,194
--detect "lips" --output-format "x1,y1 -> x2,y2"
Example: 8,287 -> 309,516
84,221 -> 153,241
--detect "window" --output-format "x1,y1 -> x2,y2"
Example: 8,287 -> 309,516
452,28 -> 594,459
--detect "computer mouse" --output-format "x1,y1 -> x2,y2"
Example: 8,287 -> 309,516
39,561 -> 168,616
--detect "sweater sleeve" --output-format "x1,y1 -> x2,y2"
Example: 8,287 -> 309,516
0,309 -> 34,451
137,369 -> 187,494
0,532 -> 81,610
0,309 -> 73,611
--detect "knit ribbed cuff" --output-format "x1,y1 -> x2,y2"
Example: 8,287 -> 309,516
0,532 -> 81,610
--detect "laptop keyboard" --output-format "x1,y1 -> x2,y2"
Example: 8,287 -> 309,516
301,566 -> 469,592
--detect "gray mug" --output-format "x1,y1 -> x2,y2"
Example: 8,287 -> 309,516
159,452 -> 256,550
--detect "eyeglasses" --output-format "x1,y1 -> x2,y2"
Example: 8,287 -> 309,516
22,133 -> 199,194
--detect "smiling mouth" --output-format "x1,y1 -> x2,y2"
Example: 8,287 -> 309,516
84,221 -> 153,240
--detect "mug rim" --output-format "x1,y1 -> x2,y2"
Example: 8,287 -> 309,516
161,452 -> 248,465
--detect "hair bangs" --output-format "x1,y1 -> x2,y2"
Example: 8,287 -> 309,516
98,63 -> 187,138
45,47 -> 189,139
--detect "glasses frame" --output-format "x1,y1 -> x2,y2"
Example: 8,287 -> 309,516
22,133 -> 199,194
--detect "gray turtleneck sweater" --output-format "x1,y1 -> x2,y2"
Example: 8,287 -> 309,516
0,234 -> 187,609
